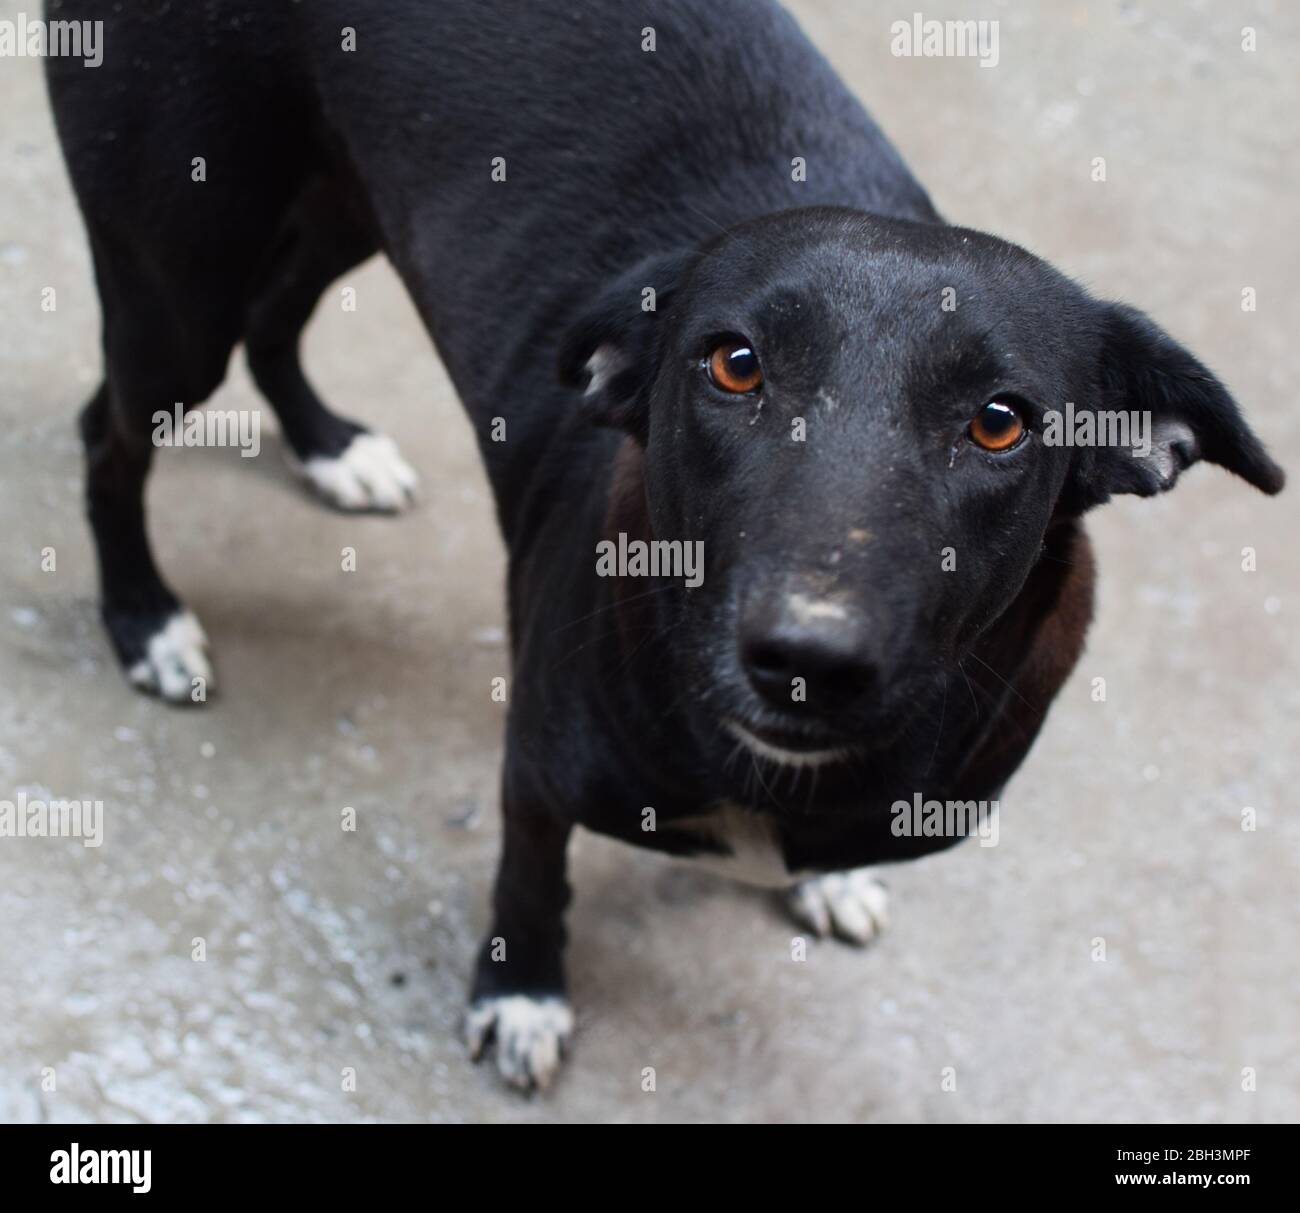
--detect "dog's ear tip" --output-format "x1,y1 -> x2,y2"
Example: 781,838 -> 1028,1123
1252,458 -> 1286,495
1224,434 -> 1286,495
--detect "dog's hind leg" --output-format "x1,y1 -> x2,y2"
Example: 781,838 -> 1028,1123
244,179 -> 418,513
81,232 -> 246,702
81,383 -> 213,703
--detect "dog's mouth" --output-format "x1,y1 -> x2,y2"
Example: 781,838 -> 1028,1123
723,718 -> 857,769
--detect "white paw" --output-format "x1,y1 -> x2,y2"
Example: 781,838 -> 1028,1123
293,431 -> 418,512
465,995 -> 574,1092
786,867 -> 889,945
127,610 -> 213,703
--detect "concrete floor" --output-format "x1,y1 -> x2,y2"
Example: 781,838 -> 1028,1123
1,0 -> 1297,1123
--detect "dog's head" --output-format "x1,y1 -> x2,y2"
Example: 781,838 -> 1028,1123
560,208 -> 1283,768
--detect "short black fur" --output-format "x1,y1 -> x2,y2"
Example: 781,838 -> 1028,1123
45,0 -> 1284,1088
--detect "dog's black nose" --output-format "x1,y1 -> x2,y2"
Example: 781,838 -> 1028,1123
740,595 -> 877,715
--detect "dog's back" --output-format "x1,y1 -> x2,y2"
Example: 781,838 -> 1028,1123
47,0 -> 937,505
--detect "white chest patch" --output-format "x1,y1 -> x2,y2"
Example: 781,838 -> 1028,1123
671,801 -> 798,888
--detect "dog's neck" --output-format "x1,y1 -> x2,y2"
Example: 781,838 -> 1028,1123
599,437 -> 664,648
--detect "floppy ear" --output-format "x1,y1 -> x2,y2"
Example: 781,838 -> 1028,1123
1072,303 -> 1285,506
557,250 -> 696,439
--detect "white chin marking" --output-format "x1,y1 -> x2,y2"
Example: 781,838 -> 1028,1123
786,867 -> 890,946
127,610 -> 213,702
291,431 -> 418,512
465,995 -> 574,1092
725,720 -> 848,769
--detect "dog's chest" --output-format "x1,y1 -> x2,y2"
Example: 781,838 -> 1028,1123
670,801 -> 798,888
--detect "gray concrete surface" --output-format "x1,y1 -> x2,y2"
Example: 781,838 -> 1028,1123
1,0 -> 1297,1123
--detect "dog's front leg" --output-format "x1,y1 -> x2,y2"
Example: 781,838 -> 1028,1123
466,782 -> 574,1092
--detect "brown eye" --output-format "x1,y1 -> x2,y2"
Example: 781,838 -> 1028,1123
969,400 -> 1026,451
707,341 -> 763,393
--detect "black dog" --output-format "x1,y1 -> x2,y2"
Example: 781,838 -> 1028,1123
47,0 -> 1283,1090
